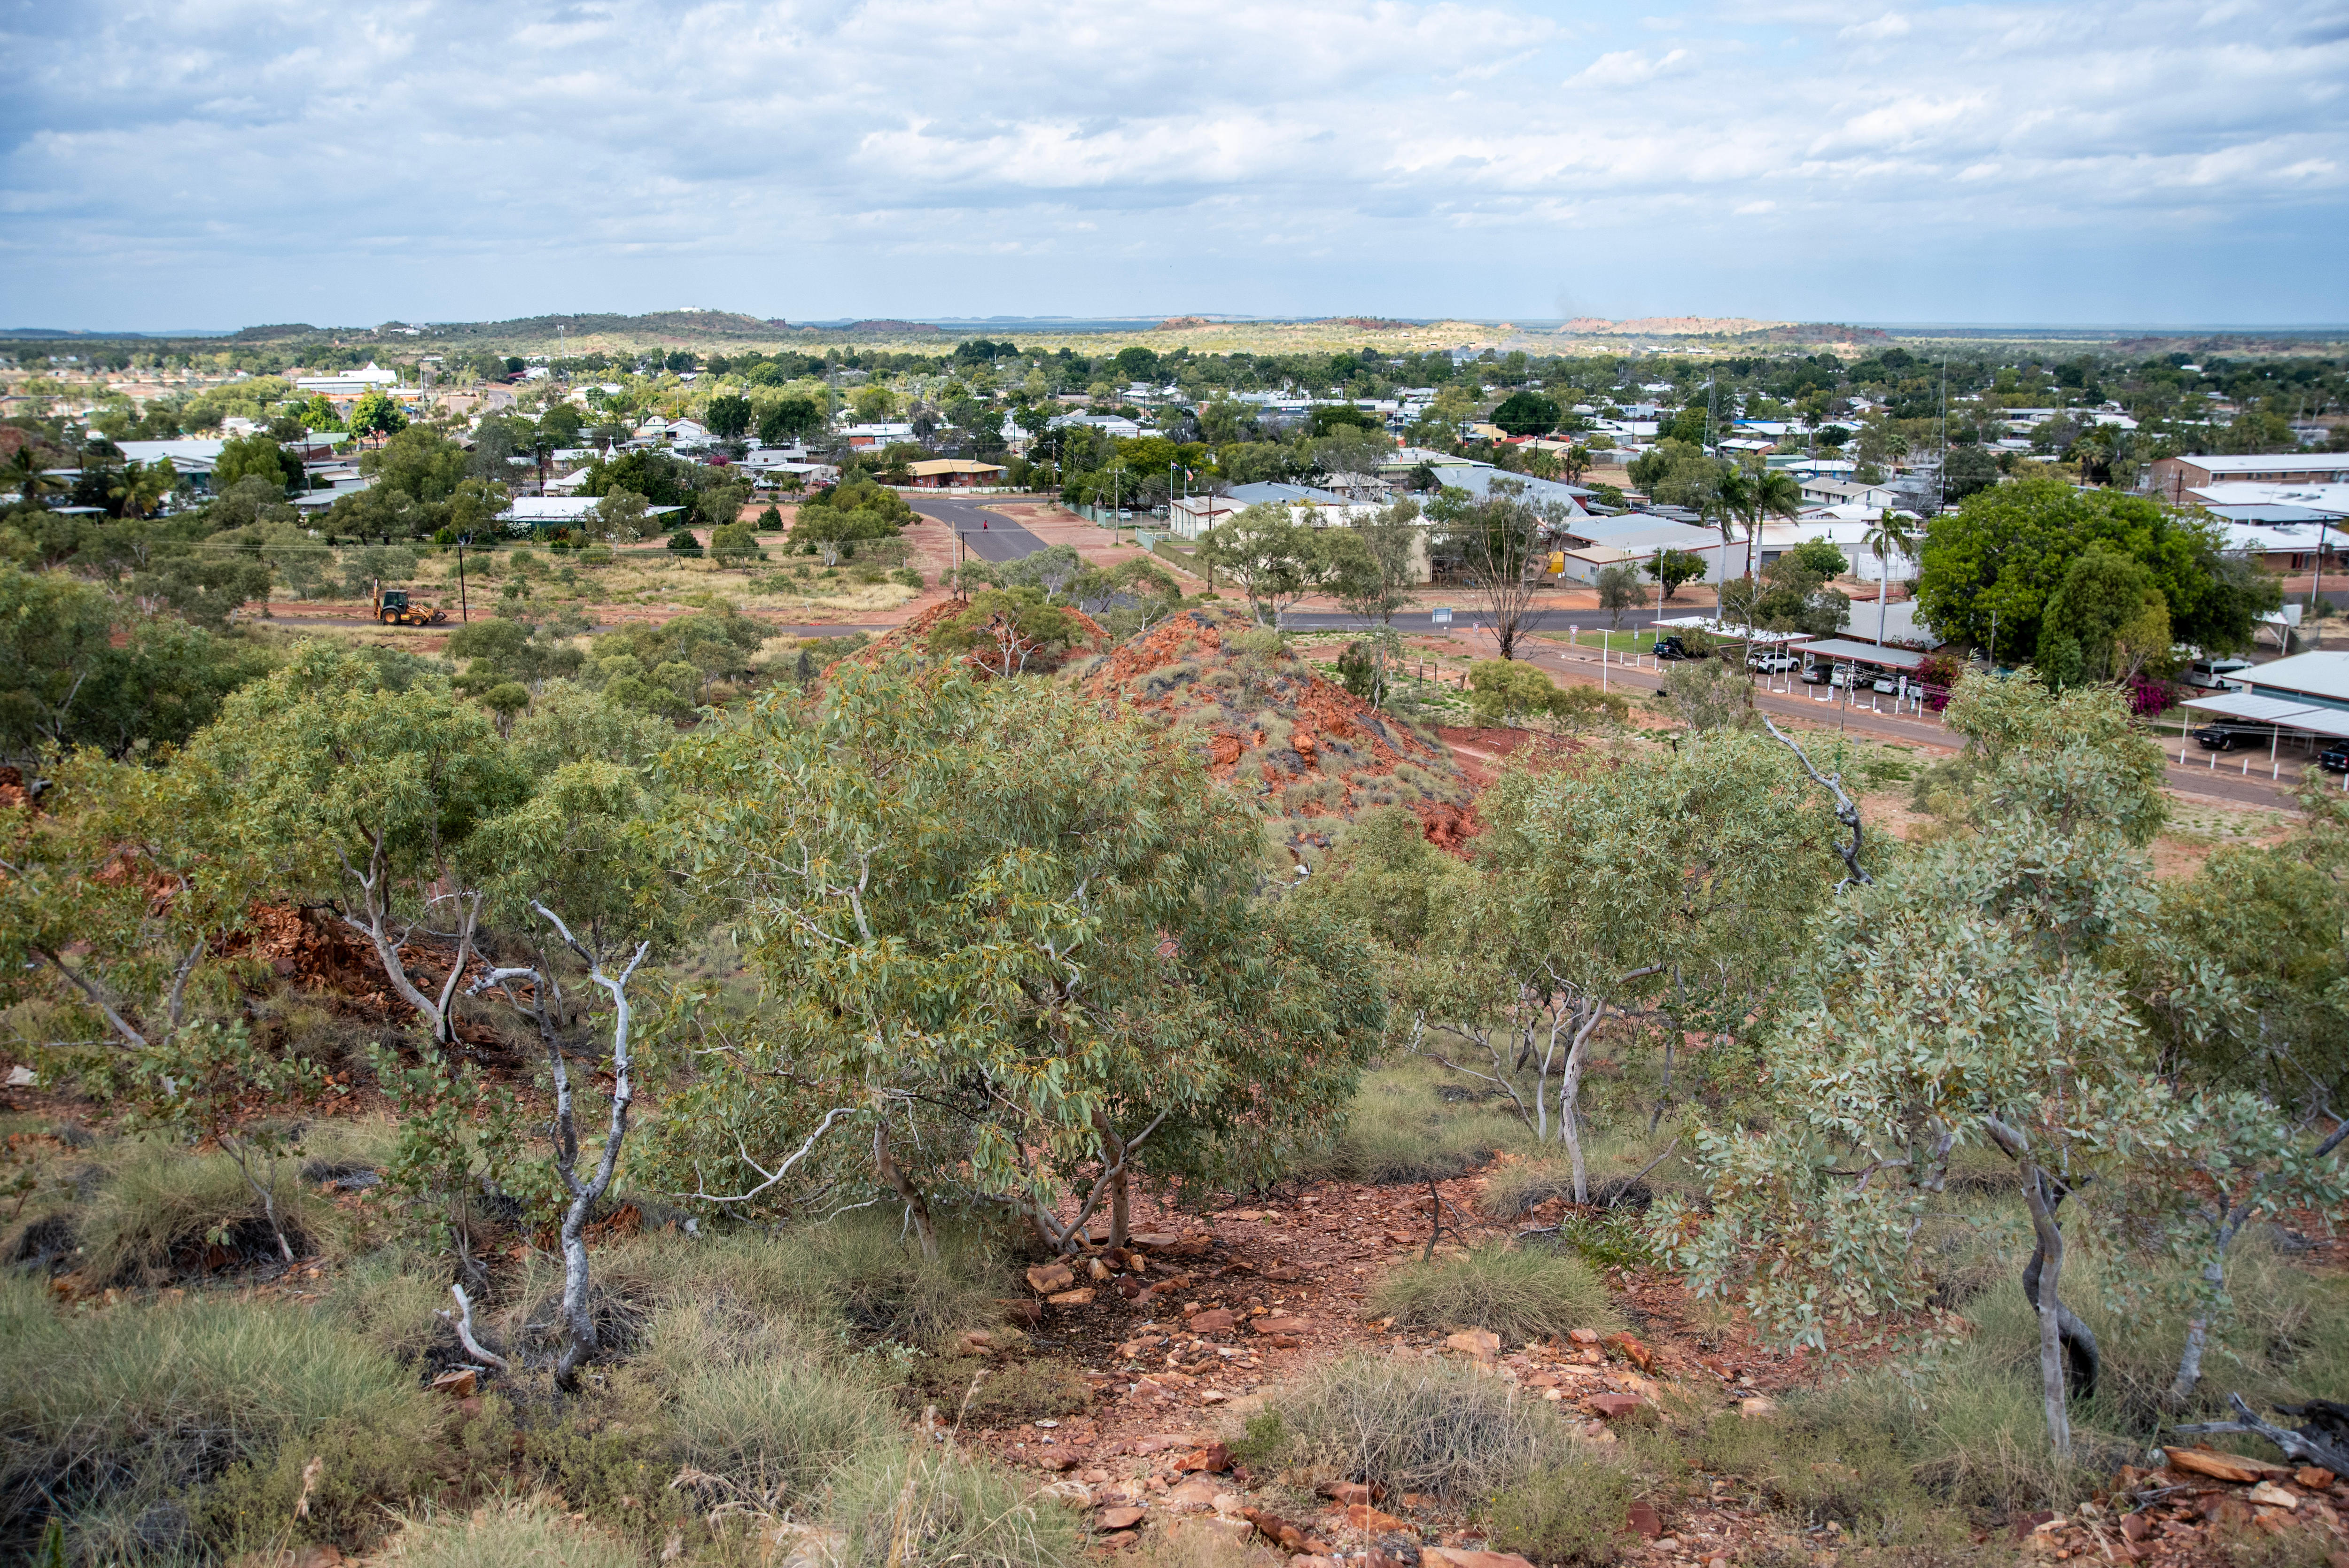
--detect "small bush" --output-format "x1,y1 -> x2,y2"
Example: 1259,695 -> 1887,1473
670,1351 -> 889,1502
0,1279 -> 439,1562
1486,1456 -> 1640,1566
373,1498 -> 641,1568
78,1141 -> 324,1287
892,567 -> 926,590
761,1213 -> 1011,1349
1270,1354 -> 1574,1506
1370,1245 -> 1621,1343
909,1353 -> 1093,1427
826,1444 -> 1082,1568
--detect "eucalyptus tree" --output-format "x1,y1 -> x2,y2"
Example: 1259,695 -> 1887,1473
661,659 -> 1382,1253
188,644 -> 529,1048
1368,731 -> 1851,1200
1652,679 -> 2193,1460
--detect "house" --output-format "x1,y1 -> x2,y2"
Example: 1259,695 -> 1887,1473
1051,412 -> 1144,440
1169,493 -> 1241,540
2199,510 -> 2345,571
1796,477 -> 1905,510
840,422 -> 916,450
2153,453 -> 2349,503
496,497 -> 686,534
903,459 -> 1008,489
293,363 -> 401,399
2177,480 -> 2349,517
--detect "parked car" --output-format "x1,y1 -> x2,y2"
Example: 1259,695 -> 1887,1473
1747,650 -> 1798,674
2193,722 -> 2271,752
1801,662 -> 1834,685
2185,659 -> 2255,691
1653,636 -> 1701,660
1870,675 -> 1903,695
2321,743 -> 2349,775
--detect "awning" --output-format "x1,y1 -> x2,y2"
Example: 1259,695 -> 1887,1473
2182,692 -> 2349,740
1788,637 -> 1929,670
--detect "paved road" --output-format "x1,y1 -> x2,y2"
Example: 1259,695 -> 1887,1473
909,497 -> 1052,564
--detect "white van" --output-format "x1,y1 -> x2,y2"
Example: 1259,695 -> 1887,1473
2185,659 -> 2254,691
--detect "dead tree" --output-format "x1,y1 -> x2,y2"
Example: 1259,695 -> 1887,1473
473,902 -> 648,1389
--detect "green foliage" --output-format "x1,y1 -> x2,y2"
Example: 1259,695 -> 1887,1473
1489,389 -> 1561,436
445,616 -> 584,695
212,433 -> 301,494
0,1277 -> 438,1563
2035,542 -> 2171,687
1369,1244 -> 1622,1343
1644,547 -> 1706,600
708,520 -> 759,565
1784,536 -> 1850,577
1486,1457 -> 1640,1567
348,387 -> 407,435
76,1141 -> 325,1287
925,586 -> 1089,675
666,528 -> 701,554
0,566 -> 272,761
661,662 -> 1383,1244
1917,479 -> 2277,660
368,1044 -> 531,1253
1467,658 -> 1571,728
1719,546 -> 1851,637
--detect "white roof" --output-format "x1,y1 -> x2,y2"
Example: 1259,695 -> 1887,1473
2178,454 -> 2349,478
2232,650 -> 2349,706
2181,691 -> 2349,739
118,438 -> 226,466
2187,481 -> 2349,517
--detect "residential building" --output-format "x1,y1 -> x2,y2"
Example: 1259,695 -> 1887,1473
1168,493 -> 1241,540
903,459 -> 1009,489
2153,453 -> 2349,503
839,422 -> 916,450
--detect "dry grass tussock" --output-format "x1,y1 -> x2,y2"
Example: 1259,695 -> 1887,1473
374,1496 -> 641,1568
1371,1243 -> 1624,1343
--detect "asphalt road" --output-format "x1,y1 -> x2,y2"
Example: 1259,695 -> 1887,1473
909,497 -> 1051,564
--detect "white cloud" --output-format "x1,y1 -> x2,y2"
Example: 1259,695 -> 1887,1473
0,0 -> 2342,324
1567,47 -> 1688,86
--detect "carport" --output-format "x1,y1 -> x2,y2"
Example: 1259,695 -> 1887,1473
1786,637 -> 1935,714
2176,689 -> 2349,780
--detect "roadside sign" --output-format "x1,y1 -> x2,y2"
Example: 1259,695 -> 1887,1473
1432,606 -> 1453,627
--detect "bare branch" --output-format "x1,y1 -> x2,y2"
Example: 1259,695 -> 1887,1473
1760,714 -> 1873,889
436,1282 -> 512,1373
686,1107 -> 859,1204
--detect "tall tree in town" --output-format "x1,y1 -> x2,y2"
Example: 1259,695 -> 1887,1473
1430,478 -> 1556,659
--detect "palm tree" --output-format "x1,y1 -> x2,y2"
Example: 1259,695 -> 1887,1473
1747,468 -> 1801,579
110,458 -> 173,519
3,447 -> 63,508
1705,466 -> 1749,615
1862,508 -> 1916,646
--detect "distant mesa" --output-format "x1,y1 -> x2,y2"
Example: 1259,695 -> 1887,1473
1157,316 -> 1211,330
846,318 -> 942,334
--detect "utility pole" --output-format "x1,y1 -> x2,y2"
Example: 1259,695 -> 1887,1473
456,534 -> 470,622
1937,356 -> 1949,515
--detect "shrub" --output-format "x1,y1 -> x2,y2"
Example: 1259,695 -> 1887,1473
1369,1245 -> 1621,1343
909,1353 -> 1093,1427
892,567 -> 926,590
825,1444 -> 1081,1568
751,1212 -> 1010,1349
1269,1354 -> 1574,1506
667,529 -> 702,555
1486,1456 -> 1640,1566
0,1279 -> 439,1562
78,1141 -> 325,1287
670,1355 -> 885,1501
371,1498 -> 641,1568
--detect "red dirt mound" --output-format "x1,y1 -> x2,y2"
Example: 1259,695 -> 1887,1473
1075,606 -> 1473,845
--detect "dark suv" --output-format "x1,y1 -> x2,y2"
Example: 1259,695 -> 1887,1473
2193,722 -> 2271,753
1652,635 -> 1701,660
2320,743 -> 2349,775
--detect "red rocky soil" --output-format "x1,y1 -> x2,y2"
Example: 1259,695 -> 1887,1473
1077,606 -> 1474,850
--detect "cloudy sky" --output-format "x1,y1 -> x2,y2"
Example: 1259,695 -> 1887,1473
5,0 -> 2345,330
